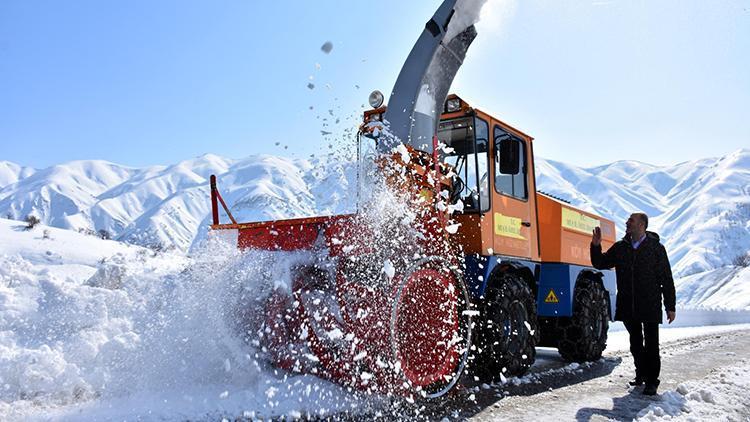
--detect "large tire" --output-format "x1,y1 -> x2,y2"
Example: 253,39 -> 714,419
474,272 -> 538,381
557,276 -> 609,362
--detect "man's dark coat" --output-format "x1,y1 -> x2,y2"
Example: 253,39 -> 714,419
590,231 -> 676,323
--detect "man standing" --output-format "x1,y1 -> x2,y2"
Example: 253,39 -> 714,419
591,212 -> 676,395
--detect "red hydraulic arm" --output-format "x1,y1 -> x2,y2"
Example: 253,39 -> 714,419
210,174 -> 237,226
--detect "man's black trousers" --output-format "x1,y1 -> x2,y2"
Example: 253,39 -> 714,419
623,320 -> 660,384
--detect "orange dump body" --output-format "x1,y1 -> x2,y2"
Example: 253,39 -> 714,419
536,193 -> 616,266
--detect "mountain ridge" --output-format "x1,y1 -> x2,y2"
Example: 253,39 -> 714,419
1,148 -> 748,278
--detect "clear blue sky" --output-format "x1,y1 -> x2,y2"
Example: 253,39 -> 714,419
1,0 -> 748,169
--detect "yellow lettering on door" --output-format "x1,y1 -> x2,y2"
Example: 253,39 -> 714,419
494,213 -> 526,240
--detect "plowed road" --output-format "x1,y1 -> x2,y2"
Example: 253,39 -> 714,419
421,326 -> 750,421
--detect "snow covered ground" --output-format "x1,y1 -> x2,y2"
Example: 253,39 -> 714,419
635,359 -> 750,421
1,218 -> 749,421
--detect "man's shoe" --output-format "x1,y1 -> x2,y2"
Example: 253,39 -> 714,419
628,377 -> 645,386
642,382 -> 659,396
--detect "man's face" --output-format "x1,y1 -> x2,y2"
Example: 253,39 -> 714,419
626,214 -> 643,236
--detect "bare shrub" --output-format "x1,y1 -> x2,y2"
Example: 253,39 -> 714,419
24,215 -> 40,230
732,252 -> 750,268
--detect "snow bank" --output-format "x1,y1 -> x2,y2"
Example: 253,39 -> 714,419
635,358 -> 750,421
0,220 -> 363,420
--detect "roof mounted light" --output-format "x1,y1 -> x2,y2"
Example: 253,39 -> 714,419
445,98 -> 461,113
369,90 -> 384,108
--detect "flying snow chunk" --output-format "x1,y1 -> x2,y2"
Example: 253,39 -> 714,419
321,41 -> 333,54
266,386 -> 279,399
326,328 -> 344,340
446,223 -> 461,234
383,259 -> 396,280
353,351 -> 367,361
394,144 -> 411,164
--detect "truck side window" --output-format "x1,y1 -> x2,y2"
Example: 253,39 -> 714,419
494,126 -> 527,200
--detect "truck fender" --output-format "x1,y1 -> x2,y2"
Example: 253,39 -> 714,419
488,260 -> 537,298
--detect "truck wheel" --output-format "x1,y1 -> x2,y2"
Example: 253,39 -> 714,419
475,272 -> 538,380
557,276 -> 609,362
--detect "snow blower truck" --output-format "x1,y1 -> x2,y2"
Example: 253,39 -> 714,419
208,0 -> 617,399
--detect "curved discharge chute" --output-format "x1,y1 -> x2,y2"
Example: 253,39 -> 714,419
381,0 -> 481,154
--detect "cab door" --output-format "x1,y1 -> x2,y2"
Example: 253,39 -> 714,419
491,124 -> 536,259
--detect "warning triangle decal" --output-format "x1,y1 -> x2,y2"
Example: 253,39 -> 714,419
544,289 -> 559,303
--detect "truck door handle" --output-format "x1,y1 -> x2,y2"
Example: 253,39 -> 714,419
521,221 -> 531,227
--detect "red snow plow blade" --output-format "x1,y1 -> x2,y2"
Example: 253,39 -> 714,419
209,173 -> 472,398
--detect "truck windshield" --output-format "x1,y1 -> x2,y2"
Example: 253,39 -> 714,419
438,117 -> 490,212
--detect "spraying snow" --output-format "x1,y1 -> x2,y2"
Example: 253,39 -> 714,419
222,141 -> 472,400
445,0 -> 489,41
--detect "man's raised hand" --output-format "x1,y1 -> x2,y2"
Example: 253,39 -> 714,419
592,226 -> 602,246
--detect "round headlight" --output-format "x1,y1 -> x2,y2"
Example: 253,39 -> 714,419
368,90 -> 384,108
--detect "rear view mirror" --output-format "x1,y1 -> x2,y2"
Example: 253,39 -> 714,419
497,137 -> 520,174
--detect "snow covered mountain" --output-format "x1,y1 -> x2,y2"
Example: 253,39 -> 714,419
1,149 -> 748,300
0,161 -> 36,189
0,153 -> 357,252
